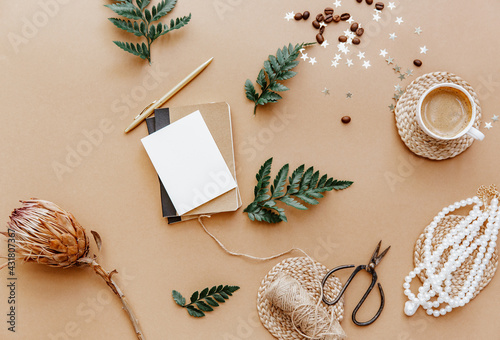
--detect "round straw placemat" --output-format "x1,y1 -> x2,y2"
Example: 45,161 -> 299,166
414,215 -> 498,299
257,257 -> 344,340
395,72 -> 482,160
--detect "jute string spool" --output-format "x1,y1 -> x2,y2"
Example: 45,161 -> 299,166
394,71 -> 482,160
263,273 -> 346,340
257,257 -> 346,340
414,216 -> 499,299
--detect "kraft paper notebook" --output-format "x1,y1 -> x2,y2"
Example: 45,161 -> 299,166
145,102 -> 241,223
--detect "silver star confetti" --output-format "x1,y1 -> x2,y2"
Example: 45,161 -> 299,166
380,49 -> 388,57
284,12 -> 295,21
331,60 -> 339,68
388,2 -> 396,10
321,40 -> 330,48
395,17 -> 404,25
346,59 -> 354,67
309,57 -> 317,65
347,17 -> 355,24
492,115 -> 499,122
386,56 -> 394,64
406,69 -> 413,76
373,13 -> 381,22
322,88 -> 330,95
394,84 -> 402,92
399,73 -> 406,81
346,92 -> 352,99
334,0 -> 342,8
357,51 -> 366,59
393,65 -> 401,73
393,93 -> 400,101
389,32 -> 397,40
485,122 -> 493,129
334,54 -> 342,61
420,46 -> 428,54
362,60 -> 371,69
389,104 -> 395,111
414,27 -> 422,35
319,21 -> 328,28
300,53 -> 308,61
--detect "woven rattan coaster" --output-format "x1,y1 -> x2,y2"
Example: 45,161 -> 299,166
257,257 -> 344,340
395,72 -> 482,160
414,215 -> 498,298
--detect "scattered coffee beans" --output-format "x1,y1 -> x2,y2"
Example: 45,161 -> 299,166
340,13 -> 351,20
341,116 -> 352,124
413,59 -> 423,67
316,33 -> 325,44
294,13 -> 303,20
302,11 -> 310,20
316,14 -> 325,22
325,15 -> 334,23
352,37 -> 360,45
350,23 -> 359,32
356,28 -> 364,36
319,26 -> 325,34
366,0 -> 373,4
375,2 -> 384,10
325,7 -> 334,15
333,15 -> 341,22
339,35 -> 348,42
312,20 -> 320,29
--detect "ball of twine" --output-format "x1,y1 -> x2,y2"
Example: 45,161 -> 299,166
414,215 -> 499,299
394,71 -> 481,160
257,257 -> 345,340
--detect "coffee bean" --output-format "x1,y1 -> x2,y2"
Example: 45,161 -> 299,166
366,0 -> 373,4
333,15 -> 341,22
413,59 -> 423,67
325,7 -> 334,15
316,13 -> 325,22
356,27 -> 364,36
316,33 -> 325,44
341,116 -> 351,124
325,15 -> 333,23
340,13 -> 350,20
350,23 -> 359,32
338,35 -> 348,42
312,20 -> 320,29
294,13 -> 303,20
319,26 -> 325,34
375,2 -> 384,10
302,11 -> 310,20
352,37 -> 360,45
356,0 -> 362,2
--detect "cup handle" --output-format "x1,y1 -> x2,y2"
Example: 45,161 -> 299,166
467,127 -> 485,141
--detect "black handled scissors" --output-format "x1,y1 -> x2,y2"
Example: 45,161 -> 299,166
321,240 -> 390,326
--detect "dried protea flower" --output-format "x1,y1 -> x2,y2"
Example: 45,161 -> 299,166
1,199 -> 145,340
5,199 -> 90,268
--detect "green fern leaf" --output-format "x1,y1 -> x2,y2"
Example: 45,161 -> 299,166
105,3 -> 142,20
244,159 -> 353,223
108,18 -> 144,36
173,285 -> 240,317
152,0 -> 178,21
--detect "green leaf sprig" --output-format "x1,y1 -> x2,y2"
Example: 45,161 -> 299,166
245,42 -> 314,115
105,0 -> 191,64
243,158 -> 353,223
172,285 -> 240,317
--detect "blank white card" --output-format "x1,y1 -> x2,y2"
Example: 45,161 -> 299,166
141,110 -> 237,215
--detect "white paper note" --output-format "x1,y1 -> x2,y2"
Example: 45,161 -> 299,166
141,110 -> 237,215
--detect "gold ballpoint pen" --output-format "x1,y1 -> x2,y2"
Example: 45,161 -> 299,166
124,57 -> 214,133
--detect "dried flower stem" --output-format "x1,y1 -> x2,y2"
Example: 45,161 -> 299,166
79,258 -> 145,340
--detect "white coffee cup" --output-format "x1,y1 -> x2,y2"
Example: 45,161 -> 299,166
416,83 -> 484,141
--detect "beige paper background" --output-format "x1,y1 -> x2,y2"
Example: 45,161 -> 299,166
1,1 -> 500,339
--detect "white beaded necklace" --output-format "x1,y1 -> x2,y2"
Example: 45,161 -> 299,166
403,186 -> 500,317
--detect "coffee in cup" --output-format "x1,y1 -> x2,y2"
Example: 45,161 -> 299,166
416,83 -> 484,141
